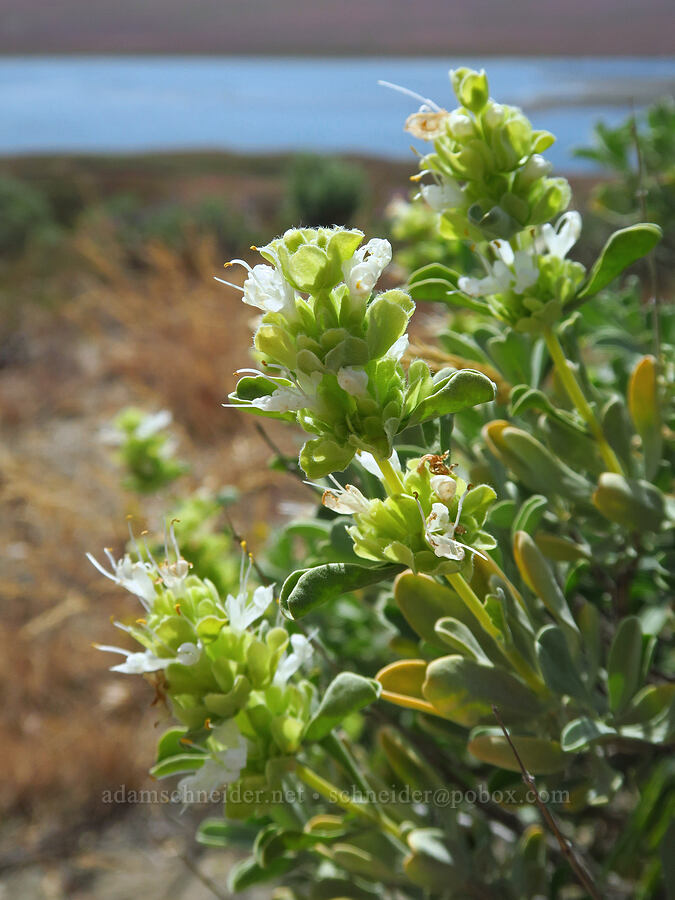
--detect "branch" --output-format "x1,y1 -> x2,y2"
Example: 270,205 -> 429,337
492,706 -> 602,900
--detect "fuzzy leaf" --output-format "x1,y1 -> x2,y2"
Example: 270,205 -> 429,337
423,655 -> 543,726
592,473 -> 664,532
409,368 -> 495,425
280,562 -> 403,619
304,672 -> 382,741
536,625 -> 589,703
577,223 -> 662,299
607,616 -> 643,714
468,732 -> 568,774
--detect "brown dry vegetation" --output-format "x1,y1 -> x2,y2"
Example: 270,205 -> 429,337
0,234 -> 307,867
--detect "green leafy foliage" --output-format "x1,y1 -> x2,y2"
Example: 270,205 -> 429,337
91,68 -> 675,900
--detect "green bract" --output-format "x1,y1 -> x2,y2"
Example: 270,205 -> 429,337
227,227 -> 496,476
330,455 -> 497,577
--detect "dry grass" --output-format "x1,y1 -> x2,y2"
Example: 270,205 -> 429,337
0,226 -> 307,848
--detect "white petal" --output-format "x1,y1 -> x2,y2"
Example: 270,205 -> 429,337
458,274 -> 499,298
386,334 -> 409,361
342,239 -> 391,298
491,240 -> 514,267
251,385 -> 304,413
427,533 -> 466,561
97,646 -> 173,674
430,474 -> 457,502
252,584 -> 275,615
136,409 -> 172,439
356,448 -> 402,480
426,502 -> 452,533
545,211 -> 582,259
337,366 -> 369,396
322,485 -> 370,515
512,251 -> 539,293
243,264 -> 294,314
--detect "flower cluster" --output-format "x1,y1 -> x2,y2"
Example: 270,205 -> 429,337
89,530 -> 315,806
401,68 -> 594,332
408,67 -> 571,243
224,227 -> 496,476
319,451 -> 496,577
456,213 -> 586,332
101,407 -> 187,493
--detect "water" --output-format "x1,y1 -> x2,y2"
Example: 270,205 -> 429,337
1,56 -> 673,169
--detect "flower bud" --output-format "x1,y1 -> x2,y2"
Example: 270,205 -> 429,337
450,67 -> 489,113
482,102 -> 506,131
447,110 -> 476,141
514,154 -> 553,191
528,177 -> 572,226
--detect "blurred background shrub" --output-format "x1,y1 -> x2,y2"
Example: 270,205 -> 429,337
282,153 -> 367,227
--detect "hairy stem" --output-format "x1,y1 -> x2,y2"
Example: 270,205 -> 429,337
446,571 -> 501,638
376,455 -> 405,496
543,328 -> 624,475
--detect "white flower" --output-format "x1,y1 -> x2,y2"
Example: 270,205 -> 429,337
421,181 -> 464,212
86,550 -> 157,611
243,263 -> 295,313
537,211 -> 582,260
136,409 -> 173,439
430,474 -> 457,502
250,371 -> 322,414
425,502 -> 466,561
224,584 -> 274,632
342,238 -> 392,298
322,483 -> 371,515
423,492 -> 487,563
96,645 -> 173,674
274,633 -> 315,685
215,260 -> 296,316
251,383 -> 307,413
96,638 -> 201,674
446,110 -> 475,140
177,721 -> 247,803
458,240 -> 538,298
337,366 -> 369,397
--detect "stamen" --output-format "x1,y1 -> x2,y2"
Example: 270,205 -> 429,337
228,258 -> 254,273
378,80 -> 442,111
214,276 -> 245,292
455,541 -> 487,562
86,552 -> 115,581
412,491 -> 427,527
